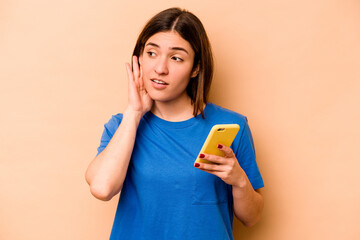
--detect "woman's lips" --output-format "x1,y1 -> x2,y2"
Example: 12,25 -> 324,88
151,78 -> 168,89
151,78 -> 168,85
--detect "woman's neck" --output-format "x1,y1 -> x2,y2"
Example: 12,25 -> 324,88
151,95 -> 195,122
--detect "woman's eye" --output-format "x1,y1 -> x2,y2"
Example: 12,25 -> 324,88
172,56 -> 183,62
147,51 -> 156,57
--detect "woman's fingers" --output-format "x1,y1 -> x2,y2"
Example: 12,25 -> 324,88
195,161 -> 227,172
125,63 -> 134,82
194,146 -> 245,186
217,144 -> 236,158
197,153 -> 226,165
138,65 -> 145,89
196,144 -> 234,165
125,56 -> 153,113
132,55 -> 140,82
194,153 -> 230,173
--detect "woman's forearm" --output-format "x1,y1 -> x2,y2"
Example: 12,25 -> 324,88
232,176 -> 264,227
85,109 -> 143,201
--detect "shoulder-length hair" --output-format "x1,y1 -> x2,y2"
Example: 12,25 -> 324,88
132,7 -> 213,118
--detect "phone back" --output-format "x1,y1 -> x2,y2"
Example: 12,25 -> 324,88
195,124 -> 240,163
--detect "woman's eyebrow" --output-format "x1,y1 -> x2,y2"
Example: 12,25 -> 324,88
145,42 -> 189,55
171,47 -> 188,55
146,42 -> 160,48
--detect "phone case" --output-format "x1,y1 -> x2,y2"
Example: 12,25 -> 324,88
195,124 -> 240,164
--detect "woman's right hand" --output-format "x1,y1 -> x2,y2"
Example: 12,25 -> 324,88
125,55 -> 153,116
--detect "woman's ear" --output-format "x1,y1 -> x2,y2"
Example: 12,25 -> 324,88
191,64 -> 200,78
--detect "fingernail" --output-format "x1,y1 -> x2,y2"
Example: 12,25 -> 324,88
194,163 -> 200,167
199,153 -> 205,158
217,144 -> 223,149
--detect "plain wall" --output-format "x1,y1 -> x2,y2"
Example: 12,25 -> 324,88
1,0 -> 359,239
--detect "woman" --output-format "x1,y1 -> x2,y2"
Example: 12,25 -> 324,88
85,7 -> 264,240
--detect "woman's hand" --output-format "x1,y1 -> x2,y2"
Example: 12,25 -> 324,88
125,56 -> 153,115
194,144 -> 247,187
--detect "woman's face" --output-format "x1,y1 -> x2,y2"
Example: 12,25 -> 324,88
139,31 -> 198,104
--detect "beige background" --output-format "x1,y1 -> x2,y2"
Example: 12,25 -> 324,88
1,0 -> 359,239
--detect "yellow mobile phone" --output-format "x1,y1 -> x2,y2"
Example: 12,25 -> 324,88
195,124 -> 240,164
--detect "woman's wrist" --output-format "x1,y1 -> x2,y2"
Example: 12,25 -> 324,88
123,108 -> 144,123
232,174 -> 250,191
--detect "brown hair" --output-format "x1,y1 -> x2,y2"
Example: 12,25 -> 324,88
132,7 -> 213,118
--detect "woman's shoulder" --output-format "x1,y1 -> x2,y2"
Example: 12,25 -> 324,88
103,113 -> 123,130
205,103 -> 248,124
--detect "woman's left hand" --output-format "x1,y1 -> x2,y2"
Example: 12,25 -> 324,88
194,144 -> 246,187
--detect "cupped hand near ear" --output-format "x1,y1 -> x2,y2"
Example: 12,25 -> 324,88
125,56 -> 153,116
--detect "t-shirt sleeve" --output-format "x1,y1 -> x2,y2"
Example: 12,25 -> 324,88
234,118 -> 264,190
96,114 -> 123,157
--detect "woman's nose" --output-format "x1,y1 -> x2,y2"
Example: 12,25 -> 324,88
154,58 -> 169,75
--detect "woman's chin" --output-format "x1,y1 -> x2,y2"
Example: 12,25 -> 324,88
146,89 -> 190,105
149,96 -> 170,103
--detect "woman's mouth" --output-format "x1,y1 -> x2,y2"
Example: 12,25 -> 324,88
150,78 -> 168,90
151,79 -> 168,85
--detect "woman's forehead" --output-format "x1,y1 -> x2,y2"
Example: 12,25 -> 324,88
145,31 -> 193,54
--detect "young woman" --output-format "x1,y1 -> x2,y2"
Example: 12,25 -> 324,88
85,7 -> 264,240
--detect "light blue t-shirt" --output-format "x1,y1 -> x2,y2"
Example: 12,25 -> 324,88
96,103 -> 264,240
